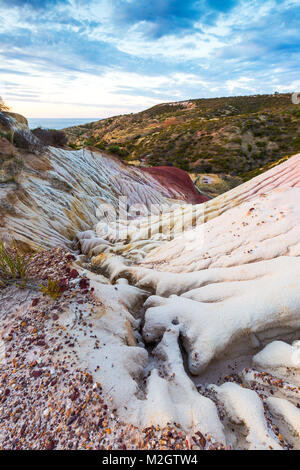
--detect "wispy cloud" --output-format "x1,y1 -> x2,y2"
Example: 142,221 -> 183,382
115,0 -> 239,36
0,0 -> 70,8
0,0 -> 299,117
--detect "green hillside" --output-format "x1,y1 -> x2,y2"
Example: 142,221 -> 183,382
65,93 -> 300,195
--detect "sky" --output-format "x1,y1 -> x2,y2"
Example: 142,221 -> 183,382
0,0 -> 299,118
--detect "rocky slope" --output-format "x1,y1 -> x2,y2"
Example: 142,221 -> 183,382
0,111 -> 207,252
65,93 -> 300,197
1,112 -> 300,450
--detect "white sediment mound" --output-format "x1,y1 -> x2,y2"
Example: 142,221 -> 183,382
212,382 -> 281,450
253,340 -> 300,385
76,153 -> 300,449
266,397 -> 300,447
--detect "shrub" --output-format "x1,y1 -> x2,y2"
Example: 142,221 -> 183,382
94,141 -> 107,150
84,137 -> 97,146
0,130 -> 12,143
68,142 -> 80,150
232,138 -> 242,145
256,141 -> 267,148
0,241 -> 30,281
32,128 -> 68,147
294,135 -> 300,150
195,162 -> 213,172
39,278 -> 62,300
291,108 -> 300,117
108,145 -> 129,157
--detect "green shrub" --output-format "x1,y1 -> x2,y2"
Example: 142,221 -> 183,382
0,130 -> 12,142
256,141 -> 267,148
108,145 -> 129,157
94,141 -> 107,150
291,108 -> 300,117
0,241 -> 30,281
294,135 -> 300,150
68,142 -> 80,150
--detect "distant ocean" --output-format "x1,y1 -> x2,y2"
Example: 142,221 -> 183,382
28,118 -> 100,130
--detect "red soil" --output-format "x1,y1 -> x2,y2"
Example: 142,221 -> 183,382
141,166 -> 210,204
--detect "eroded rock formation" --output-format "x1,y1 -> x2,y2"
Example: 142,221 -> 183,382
0,112 -> 203,251
78,152 -> 300,449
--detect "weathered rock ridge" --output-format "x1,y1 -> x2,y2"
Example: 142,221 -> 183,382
0,112 -> 205,251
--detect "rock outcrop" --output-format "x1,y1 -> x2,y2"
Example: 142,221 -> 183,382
78,152 -> 300,449
0,112 -> 205,251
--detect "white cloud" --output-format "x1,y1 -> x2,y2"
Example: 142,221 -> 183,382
0,0 -> 299,117
225,77 -> 256,93
0,64 -> 172,117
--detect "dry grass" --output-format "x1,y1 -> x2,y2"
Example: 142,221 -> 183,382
39,277 -> 62,300
0,241 -> 30,283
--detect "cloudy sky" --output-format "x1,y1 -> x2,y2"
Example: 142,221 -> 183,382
0,0 -> 299,118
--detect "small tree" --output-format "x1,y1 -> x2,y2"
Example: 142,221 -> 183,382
0,96 -> 9,112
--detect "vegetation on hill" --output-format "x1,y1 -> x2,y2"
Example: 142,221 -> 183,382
65,94 -> 300,188
242,154 -> 293,181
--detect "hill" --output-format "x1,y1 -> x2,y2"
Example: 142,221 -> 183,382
65,93 -> 300,195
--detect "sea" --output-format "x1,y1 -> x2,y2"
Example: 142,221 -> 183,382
27,117 -> 100,130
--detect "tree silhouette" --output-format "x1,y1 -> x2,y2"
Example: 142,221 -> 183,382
0,96 -> 9,111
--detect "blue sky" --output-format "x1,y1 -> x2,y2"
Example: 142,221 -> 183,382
0,0 -> 299,117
